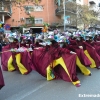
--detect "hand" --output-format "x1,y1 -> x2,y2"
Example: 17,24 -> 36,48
79,46 -> 83,49
70,51 -> 76,54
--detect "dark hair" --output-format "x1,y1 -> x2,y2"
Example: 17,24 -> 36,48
13,38 -> 18,42
51,40 -> 57,44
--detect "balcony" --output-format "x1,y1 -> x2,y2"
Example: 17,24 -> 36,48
0,7 -> 12,17
55,7 -> 76,15
0,0 -> 12,17
55,1 -> 77,15
55,0 -> 76,4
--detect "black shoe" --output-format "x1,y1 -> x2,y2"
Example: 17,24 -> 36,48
97,66 -> 100,69
88,73 -> 92,76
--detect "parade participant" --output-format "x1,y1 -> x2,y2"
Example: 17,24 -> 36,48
33,32 -> 91,86
92,35 -> 100,56
25,39 -> 32,48
42,23 -> 49,40
58,36 -> 91,76
20,37 -> 28,47
69,34 -> 96,68
34,39 -> 44,47
68,35 -> 92,67
42,23 -> 48,33
80,36 -> 96,69
31,39 -> 81,87
2,35 -> 9,46
0,67 -> 4,89
1,38 -> 32,74
34,33 -> 47,47
83,35 -> 100,69
0,35 -> 3,54
30,33 -> 35,44
54,31 -> 92,73
0,43 -> 2,54
0,20 -> 4,33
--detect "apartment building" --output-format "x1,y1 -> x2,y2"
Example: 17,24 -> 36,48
0,0 -> 91,32
0,0 -> 11,23
0,0 -> 61,33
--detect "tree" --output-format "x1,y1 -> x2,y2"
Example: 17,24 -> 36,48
65,2 -> 99,28
29,16 -> 35,26
55,1 -> 99,29
76,5 -> 99,28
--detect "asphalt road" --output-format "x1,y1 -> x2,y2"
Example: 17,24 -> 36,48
1,66 -> 100,100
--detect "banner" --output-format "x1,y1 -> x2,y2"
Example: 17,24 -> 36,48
64,16 -> 70,24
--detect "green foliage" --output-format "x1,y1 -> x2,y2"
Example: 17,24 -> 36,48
43,22 -> 50,26
29,16 -> 35,26
17,24 -> 27,33
56,1 -> 99,28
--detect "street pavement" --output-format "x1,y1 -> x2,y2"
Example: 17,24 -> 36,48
0,67 -> 100,100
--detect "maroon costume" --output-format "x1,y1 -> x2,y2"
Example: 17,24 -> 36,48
0,67 -> 5,89
1,43 -> 32,74
69,39 -> 91,66
31,44 -> 79,83
83,41 -> 100,68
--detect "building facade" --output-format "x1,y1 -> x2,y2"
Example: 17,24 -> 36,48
0,0 -> 94,32
0,0 -> 11,23
0,0 -> 61,32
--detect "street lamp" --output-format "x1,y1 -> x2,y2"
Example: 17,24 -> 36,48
63,0 -> 73,31
63,0 -> 66,31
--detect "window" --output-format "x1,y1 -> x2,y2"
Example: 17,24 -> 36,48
33,6 -> 43,11
24,5 -> 43,12
26,18 -> 32,24
24,6 -> 34,12
25,18 -> 43,24
35,18 -> 43,24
